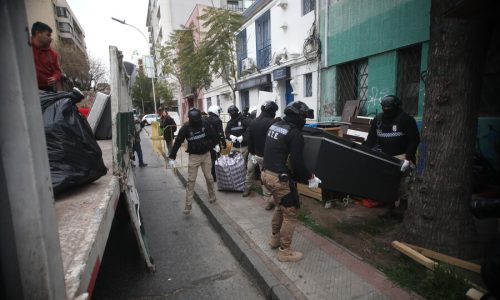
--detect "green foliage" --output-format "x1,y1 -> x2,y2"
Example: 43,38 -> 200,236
383,258 -> 470,300
159,25 -> 212,100
337,212 -> 403,236
199,7 -> 242,96
155,80 -> 175,109
131,70 -> 154,114
297,209 -> 333,238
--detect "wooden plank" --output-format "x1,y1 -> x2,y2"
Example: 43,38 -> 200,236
403,242 -> 481,273
391,241 -> 437,270
297,183 -> 322,201
466,288 -> 484,300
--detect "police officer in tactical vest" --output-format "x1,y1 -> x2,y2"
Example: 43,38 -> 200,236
225,105 -> 250,162
365,95 -> 420,205
262,101 -> 321,262
169,108 -> 219,214
244,101 -> 280,207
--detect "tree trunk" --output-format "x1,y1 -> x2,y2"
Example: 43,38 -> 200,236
401,0 -> 491,258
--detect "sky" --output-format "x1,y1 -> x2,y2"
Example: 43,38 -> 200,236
66,0 -> 150,70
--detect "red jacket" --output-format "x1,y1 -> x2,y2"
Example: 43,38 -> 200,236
32,44 -> 62,89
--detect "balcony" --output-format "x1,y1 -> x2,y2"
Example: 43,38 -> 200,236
256,44 -> 271,69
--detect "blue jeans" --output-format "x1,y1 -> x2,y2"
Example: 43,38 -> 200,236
133,142 -> 144,165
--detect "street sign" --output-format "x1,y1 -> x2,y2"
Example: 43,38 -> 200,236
143,55 -> 155,78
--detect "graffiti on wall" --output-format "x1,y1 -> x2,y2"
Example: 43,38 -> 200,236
364,86 -> 390,114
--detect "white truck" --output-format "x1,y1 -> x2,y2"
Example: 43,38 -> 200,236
0,2 -> 153,299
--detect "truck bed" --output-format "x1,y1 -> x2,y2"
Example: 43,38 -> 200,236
54,140 -> 120,299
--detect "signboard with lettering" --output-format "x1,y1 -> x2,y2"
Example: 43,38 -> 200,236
273,67 -> 290,81
236,74 -> 271,90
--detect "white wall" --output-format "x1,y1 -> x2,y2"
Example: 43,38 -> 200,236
270,0 -> 315,56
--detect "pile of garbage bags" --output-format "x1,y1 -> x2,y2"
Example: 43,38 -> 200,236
40,89 -> 107,196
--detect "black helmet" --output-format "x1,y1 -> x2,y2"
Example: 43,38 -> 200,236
380,95 -> 402,109
261,101 -> 279,113
188,108 -> 202,124
284,101 -> 314,119
227,105 -> 239,115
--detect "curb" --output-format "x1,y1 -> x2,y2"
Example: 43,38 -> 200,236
174,168 -> 294,300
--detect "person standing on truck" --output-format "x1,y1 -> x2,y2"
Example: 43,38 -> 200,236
207,105 -> 226,181
225,105 -> 250,162
262,101 -> 321,262
243,101 -> 280,203
30,22 -> 62,92
364,95 -> 420,206
160,110 -> 177,155
168,108 -> 219,214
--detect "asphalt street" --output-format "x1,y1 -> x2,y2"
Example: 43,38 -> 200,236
92,132 -> 264,300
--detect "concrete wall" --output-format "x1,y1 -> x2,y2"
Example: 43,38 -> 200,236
324,0 -> 430,66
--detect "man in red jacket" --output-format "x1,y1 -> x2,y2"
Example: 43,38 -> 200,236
31,22 -> 62,92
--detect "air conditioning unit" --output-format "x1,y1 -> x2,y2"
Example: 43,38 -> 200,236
241,57 -> 255,72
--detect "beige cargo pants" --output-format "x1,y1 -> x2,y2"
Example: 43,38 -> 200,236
186,151 -> 216,206
261,171 -> 297,249
245,155 -> 273,204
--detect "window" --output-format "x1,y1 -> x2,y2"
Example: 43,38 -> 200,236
207,97 -> 212,108
56,6 -> 68,17
255,11 -> 271,69
304,73 -> 313,97
236,29 -> 247,77
397,44 -> 422,116
217,95 -> 221,106
302,0 -> 315,15
58,22 -> 72,33
336,59 -> 368,116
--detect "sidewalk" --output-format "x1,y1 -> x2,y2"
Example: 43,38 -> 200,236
144,128 -> 418,299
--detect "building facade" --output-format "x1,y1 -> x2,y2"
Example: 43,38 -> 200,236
230,0 -> 319,120
146,0 -> 255,120
318,0 -> 500,168
318,0 -> 429,122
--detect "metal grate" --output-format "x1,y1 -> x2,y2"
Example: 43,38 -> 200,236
336,59 -> 368,116
305,73 -> 313,97
397,44 -> 422,116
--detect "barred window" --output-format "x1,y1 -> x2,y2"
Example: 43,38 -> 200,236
302,0 -> 315,16
304,73 -> 313,97
397,44 -> 422,116
336,59 -> 368,116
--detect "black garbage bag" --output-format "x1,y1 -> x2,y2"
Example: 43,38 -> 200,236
40,89 -> 107,196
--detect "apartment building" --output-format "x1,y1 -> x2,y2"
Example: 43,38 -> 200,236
232,0 -> 320,120
25,0 -> 86,54
146,0 -> 254,120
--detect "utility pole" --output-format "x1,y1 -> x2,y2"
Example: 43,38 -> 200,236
111,17 -> 157,114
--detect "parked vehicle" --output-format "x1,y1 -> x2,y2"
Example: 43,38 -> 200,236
142,113 -> 159,125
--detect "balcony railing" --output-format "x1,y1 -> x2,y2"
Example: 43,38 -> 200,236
256,44 -> 271,69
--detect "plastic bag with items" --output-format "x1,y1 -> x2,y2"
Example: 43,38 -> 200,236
40,88 -> 107,196
215,151 -> 246,192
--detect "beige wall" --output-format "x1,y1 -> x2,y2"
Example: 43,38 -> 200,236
24,0 -> 60,49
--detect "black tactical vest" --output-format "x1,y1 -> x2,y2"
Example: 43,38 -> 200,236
186,123 -> 212,154
375,113 -> 407,156
263,121 -> 291,174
